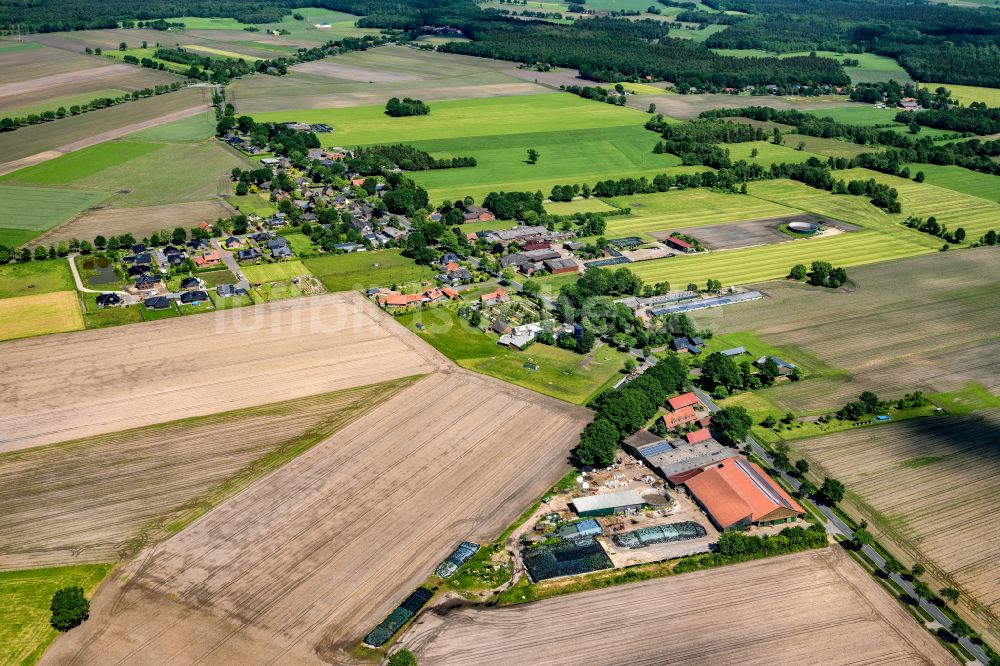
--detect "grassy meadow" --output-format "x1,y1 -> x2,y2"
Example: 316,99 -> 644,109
250,93 -> 652,145
241,260 -> 311,283
304,249 -> 437,292
397,307 -> 629,404
0,259 -> 76,298
903,164 -> 1000,203
0,185 -> 107,245
922,83 -> 1000,107
0,564 -> 112,666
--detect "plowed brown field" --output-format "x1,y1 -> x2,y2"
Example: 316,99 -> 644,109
398,548 -> 953,666
41,370 -> 590,665
0,378 -> 418,570
0,293 -> 442,453
793,410 -> 1000,643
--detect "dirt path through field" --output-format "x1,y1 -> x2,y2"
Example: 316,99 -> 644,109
0,105 -> 205,176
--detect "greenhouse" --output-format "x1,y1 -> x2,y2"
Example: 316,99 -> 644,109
612,521 -> 707,549
522,536 -> 613,582
435,541 -> 481,578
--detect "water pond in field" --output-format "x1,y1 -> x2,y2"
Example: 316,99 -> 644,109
79,257 -> 118,287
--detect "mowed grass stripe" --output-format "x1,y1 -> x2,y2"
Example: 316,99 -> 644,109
605,189 -> 797,238
837,167 -> 1000,239
250,93 -> 650,145
630,230 -> 935,286
0,185 -> 107,232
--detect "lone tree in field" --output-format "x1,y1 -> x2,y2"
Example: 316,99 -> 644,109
818,477 -> 845,505
789,263 -> 807,280
526,148 -> 539,164
388,649 -> 418,666
50,587 -> 90,631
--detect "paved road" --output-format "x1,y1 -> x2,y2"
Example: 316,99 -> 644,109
210,239 -> 251,290
692,387 -> 988,665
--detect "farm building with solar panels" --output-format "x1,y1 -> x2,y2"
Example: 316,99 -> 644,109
683,457 -> 805,531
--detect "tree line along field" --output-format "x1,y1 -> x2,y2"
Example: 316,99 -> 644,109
0,86 -> 209,170
0,378 -> 418,571
397,548 -> 953,665
709,49 -> 913,84
0,293 -> 444,453
790,410 -> 1000,644
709,249 -> 1000,413
0,563 -> 112,666
41,371 -> 590,665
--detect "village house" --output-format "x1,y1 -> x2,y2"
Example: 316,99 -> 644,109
463,205 -> 495,222
480,286 -> 509,307
194,251 -> 221,268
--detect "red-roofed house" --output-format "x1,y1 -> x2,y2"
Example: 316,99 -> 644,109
684,457 -> 804,530
481,286 -> 509,307
662,406 -> 698,430
667,392 -> 699,411
665,236 -> 694,253
441,286 -> 460,300
446,261 -> 459,273
194,251 -> 220,267
351,177 -> 366,187
685,428 -> 711,444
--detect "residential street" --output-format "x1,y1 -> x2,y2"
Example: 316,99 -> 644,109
210,239 -> 252,291
692,387 -> 989,666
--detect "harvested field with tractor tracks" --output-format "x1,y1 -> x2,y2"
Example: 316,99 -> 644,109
397,547 -> 953,665
41,370 -> 590,665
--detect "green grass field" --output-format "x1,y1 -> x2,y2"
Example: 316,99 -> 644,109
242,260 -> 311,283
0,260 -> 76,298
0,563 -> 112,666
122,112 -> 217,143
709,49 -> 911,84
251,93 -> 652,146
2,88 -> 130,119
0,141 -> 161,185
670,24 -> 728,42
304,249 -> 437,291
604,189 -> 798,238
408,124 -> 684,202
2,141 -> 245,208
788,135 -> 876,159
803,106 -> 900,126
837,167 -> 1000,239
903,164 -> 1000,203
0,186 -> 106,241
397,307 -> 629,404
228,192 -> 277,216
544,198 -> 618,215
922,83 -> 1000,107
722,140 -> 824,165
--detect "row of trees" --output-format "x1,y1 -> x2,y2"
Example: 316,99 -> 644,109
0,83 -> 183,133
575,355 -> 689,466
903,216 -> 967,245
352,144 -> 476,172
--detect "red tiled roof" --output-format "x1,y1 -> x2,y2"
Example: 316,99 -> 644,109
662,406 -> 698,429
667,392 -> 699,410
446,261 -> 459,272
441,287 -> 459,299
480,286 -> 505,303
666,236 -> 693,249
684,457 -> 804,529
685,428 -> 711,444
385,293 -> 424,306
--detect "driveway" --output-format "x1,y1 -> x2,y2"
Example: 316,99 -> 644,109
210,239 -> 252,290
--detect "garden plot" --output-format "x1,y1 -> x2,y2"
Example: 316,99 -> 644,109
793,410 -> 1000,642
0,292 -> 444,453
43,370 -> 590,665
397,548 -> 952,665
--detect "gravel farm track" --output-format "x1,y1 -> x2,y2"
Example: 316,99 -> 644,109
0,293 -> 442,453
397,547 -> 954,666
40,370 -> 589,664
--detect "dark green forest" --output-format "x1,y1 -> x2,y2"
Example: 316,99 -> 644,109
3,0 -> 1000,89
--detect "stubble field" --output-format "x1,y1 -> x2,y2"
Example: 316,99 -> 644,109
0,291 -> 84,342
42,370 -> 590,665
0,293 -> 443,453
398,547 -> 952,665
0,378 -> 418,570
793,410 -> 1000,642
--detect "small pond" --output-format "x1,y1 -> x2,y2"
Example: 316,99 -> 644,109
79,257 -> 119,286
